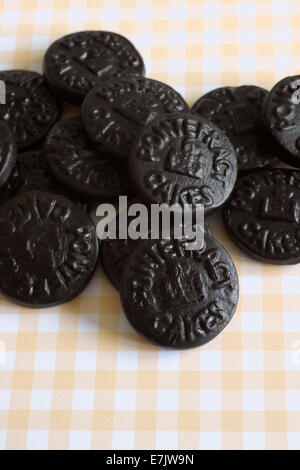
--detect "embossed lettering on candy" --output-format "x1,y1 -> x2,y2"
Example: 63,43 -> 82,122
223,168 -> 300,264
43,31 -> 145,104
100,211 -> 214,291
192,85 -> 280,173
120,236 -> 239,349
44,117 -> 128,199
129,113 -> 237,213
81,77 -> 189,160
0,191 -> 99,307
262,75 -> 300,167
0,70 -> 60,150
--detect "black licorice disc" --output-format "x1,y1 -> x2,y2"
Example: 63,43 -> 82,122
0,191 -> 99,307
262,75 -> 300,167
0,149 -> 91,213
100,212 -> 213,291
129,113 -> 237,214
81,77 -> 189,160
44,117 -> 128,199
223,168 -> 300,264
0,70 -> 60,150
120,236 -> 239,349
0,120 -> 17,188
43,31 -> 145,104
191,86 -> 280,173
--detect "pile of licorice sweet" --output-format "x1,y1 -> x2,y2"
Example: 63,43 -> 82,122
0,31 -> 299,349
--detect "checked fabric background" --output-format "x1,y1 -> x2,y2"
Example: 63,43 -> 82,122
0,0 -> 300,450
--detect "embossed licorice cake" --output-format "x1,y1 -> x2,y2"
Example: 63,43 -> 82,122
100,212 -> 214,291
262,75 -> 300,168
129,113 -> 237,214
81,77 -> 189,161
0,120 -> 17,188
43,31 -> 145,104
120,236 -> 239,349
223,168 -> 300,264
0,191 -> 99,307
44,117 -> 129,200
191,86 -> 280,173
0,150 -> 91,212
0,70 -> 60,150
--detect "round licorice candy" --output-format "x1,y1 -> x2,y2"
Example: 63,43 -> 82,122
0,191 -> 99,307
129,113 -> 237,214
81,77 -> 189,160
0,70 -> 60,150
120,236 -> 239,349
43,31 -> 145,104
44,117 -> 128,199
192,86 -> 280,173
100,211 -> 213,291
0,120 -> 17,188
223,168 -> 300,264
262,75 -> 300,167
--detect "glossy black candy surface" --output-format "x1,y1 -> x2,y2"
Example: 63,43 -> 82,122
192,86 -> 280,173
43,31 -> 145,104
100,213 -> 213,291
0,70 -> 59,149
45,117 -> 129,199
81,77 -> 189,161
262,75 -> 300,167
0,191 -> 99,307
0,120 -> 17,188
120,236 -> 239,349
224,168 -> 300,264
129,113 -> 237,214
0,149 -> 91,212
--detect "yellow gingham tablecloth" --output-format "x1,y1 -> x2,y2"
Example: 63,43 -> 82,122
0,0 -> 300,451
